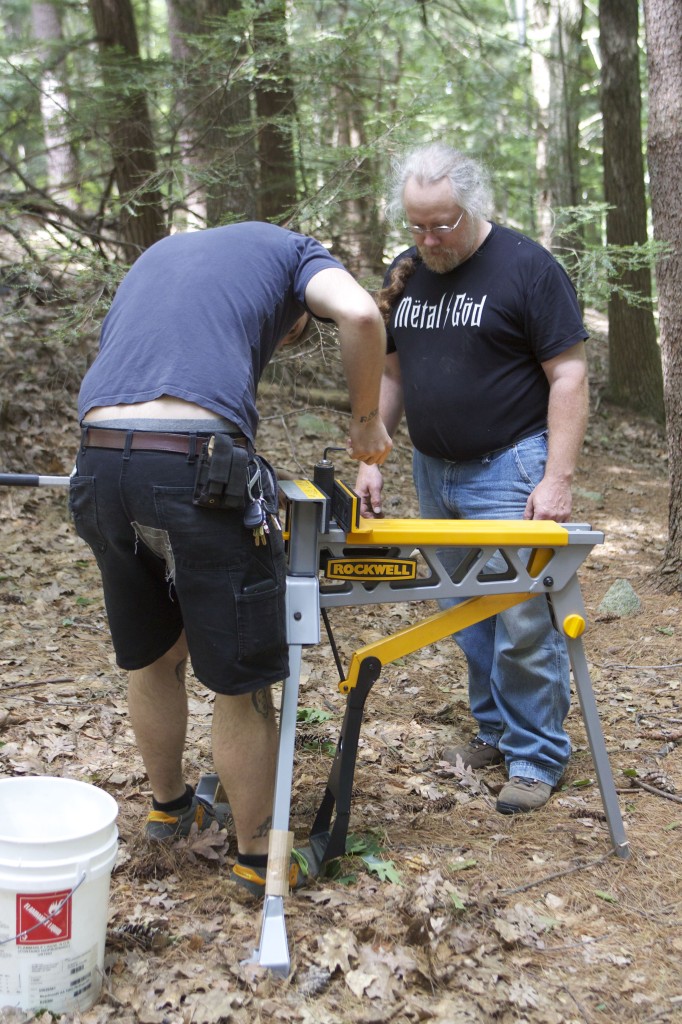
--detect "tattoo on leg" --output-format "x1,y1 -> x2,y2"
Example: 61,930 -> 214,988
175,658 -> 187,685
251,687 -> 272,718
253,815 -> 272,839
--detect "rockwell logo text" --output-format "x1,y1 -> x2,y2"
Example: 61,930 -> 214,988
394,291 -> 487,330
326,559 -> 417,581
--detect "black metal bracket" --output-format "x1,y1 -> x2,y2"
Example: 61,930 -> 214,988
308,655 -> 383,866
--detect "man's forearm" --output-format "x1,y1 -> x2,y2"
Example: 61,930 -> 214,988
375,353 -> 405,438
377,379 -> 403,437
544,374 -> 589,483
339,318 -> 386,423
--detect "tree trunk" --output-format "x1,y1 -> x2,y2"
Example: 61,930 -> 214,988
165,0 -> 207,228
88,0 -> 166,261
253,0 -> 297,224
600,0 -> 664,422
320,1 -> 383,278
200,1 -> 256,226
530,0 -> 584,255
164,0 -> 257,227
326,88 -> 380,278
31,1 -> 79,206
642,0 -> 682,585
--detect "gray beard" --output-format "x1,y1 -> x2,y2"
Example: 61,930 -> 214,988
418,247 -> 464,273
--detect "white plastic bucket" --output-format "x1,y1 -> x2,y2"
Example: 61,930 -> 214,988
0,776 -> 119,1014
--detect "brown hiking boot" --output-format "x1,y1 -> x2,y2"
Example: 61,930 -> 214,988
496,776 -> 553,814
442,736 -> 503,770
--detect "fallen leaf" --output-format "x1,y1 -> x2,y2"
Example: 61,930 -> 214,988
317,926 -> 359,973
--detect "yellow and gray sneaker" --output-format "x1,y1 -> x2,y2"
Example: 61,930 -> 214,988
231,847 -> 315,896
145,795 -> 227,841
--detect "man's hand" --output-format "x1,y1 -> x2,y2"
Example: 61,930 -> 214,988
355,462 -> 385,517
346,418 -> 392,467
524,475 -> 572,522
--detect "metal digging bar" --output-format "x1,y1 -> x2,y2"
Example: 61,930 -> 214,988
0,474 -> 71,487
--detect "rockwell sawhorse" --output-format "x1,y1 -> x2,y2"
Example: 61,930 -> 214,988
0,468 -> 630,977
248,465 -> 630,975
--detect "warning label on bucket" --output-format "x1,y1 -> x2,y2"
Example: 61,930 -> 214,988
15,890 -> 72,945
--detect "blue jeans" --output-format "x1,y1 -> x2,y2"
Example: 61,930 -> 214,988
413,433 -> 571,786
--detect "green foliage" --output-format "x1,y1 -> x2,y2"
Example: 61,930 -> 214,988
0,0 -> 658,332
296,706 -> 333,725
571,777 -> 595,789
0,1 -> 606,240
552,204 -> 668,308
287,0 -> 544,246
341,831 -> 402,885
449,890 -> 466,910
50,252 -> 128,349
594,890 -> 618,904
361,853 -> 402,885
297,705 -> 335,754
449,858 -> 477,871
345,832 -> 383,856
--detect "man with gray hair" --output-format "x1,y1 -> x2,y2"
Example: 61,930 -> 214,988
356,142 -> 589,814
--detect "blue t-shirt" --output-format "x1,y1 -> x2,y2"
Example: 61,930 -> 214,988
386,223 -> 588,461
78,222 -> 344,440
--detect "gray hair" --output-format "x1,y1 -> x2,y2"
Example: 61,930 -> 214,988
385,142 -> 494,223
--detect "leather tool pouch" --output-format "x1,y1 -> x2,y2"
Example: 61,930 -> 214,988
192,434 -> 250,509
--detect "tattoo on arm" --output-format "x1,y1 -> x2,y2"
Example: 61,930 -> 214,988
251,687 -> 272,718
253,815 -> 272,839
358,408 -> 378,424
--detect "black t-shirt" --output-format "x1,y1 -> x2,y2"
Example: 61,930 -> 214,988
386,223 -> 588,461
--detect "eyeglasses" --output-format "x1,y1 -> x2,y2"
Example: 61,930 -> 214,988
403,210 -> 465,237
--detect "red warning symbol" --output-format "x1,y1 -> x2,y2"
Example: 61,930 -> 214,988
15,889 -> 72,945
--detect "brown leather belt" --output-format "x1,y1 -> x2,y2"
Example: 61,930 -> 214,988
82,426 -> 248,455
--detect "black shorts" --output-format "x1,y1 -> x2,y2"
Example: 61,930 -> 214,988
68,443 -> 288,694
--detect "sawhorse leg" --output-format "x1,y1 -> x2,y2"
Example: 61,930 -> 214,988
567,636 -> 630,858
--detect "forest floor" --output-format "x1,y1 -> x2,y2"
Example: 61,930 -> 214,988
0,296 -> 681,1024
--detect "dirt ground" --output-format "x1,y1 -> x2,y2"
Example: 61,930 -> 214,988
0,302 -> 681,1024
